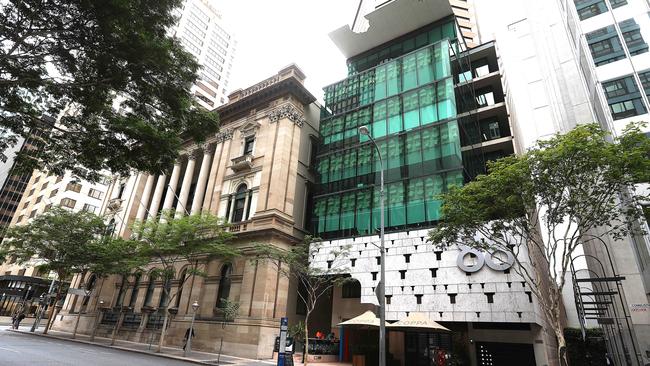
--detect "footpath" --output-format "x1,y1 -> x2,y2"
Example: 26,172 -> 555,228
6,326 -> 276,366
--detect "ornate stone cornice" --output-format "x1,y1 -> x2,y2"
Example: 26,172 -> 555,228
268,104 -> 306,127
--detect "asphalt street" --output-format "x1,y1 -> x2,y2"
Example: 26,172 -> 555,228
0,329 -> 205,366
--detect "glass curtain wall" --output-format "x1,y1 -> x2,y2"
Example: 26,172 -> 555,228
314,18 -> 464,239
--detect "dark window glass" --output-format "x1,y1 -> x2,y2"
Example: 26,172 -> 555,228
128,274 -> 141,308
174,269 -> 187,309
610,0 -> 627,8
216,264 -> 232,308
244,136 -> 255,155
620,18 -> 648,55
574,0 -> 608,20
602,75 -> 647,119
587,26 -> 625,66
341,280 -> 361,298
144,275 -> 156,307
232,184 -> 248,222
638,70 -> 650,97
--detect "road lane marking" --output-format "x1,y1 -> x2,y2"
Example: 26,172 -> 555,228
0,346 -> 19,353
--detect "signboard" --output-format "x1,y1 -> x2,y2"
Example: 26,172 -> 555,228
277,317 -> 288,366
630,303 -> 650,313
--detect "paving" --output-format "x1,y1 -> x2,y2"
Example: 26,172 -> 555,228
0,325 -> 276,366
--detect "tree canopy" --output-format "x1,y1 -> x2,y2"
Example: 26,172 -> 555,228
0,0 -> 219,181
428,123 -> 650,365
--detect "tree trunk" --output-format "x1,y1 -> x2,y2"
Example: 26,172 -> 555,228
72,295 -> 82,339
156,310 -> 170,353
43,283 -> 62,334
304,318 -> 309,366
556,328 -> 569,366
111,310 -> 125,346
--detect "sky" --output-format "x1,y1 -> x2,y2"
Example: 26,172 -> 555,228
212,0 -> 361,102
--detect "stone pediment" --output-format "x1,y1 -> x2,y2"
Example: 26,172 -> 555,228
239,120 -> 261,138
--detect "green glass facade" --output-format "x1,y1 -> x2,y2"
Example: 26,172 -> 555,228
313,19 -> 467,239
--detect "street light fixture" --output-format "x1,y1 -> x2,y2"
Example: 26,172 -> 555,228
358,125 -> 386,366
184,300 -> 200,357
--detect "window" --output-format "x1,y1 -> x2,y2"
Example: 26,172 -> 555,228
342,280 -> 361,298
60,198 -> 77,209
34,176 -> 40,184
55,176 -> 63,183
82,203 -> 98,213
49,189 -> 58,198
574,0 -> 607,20
620,18 -> 648,55
23,201 -> 29,209
159,273 -> 172,308
41,182 -> 48,190
118,183 -> 126,198
231,184 -> 248,222
115,276 -> 127,307
144,274 -> 156,307
587,26 -> 625,66
638,70 -> 650,98
88,188 -> 103,200
216,264 -> 232,308
128,274 -> 141,308
66,182 -> 82,193
174,269 -> 187,309
610,0 -> 627,8
602,75 -> 647,119
44,204 -> 51,212
243,136 -> 255,155
28,188 -> 35,197
29,210 -> 37,218
35,196 -> 42,204
17,215 -> 24,222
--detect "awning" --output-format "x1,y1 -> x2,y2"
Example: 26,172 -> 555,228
337,310 -> 380,328
387,313 -> 450,332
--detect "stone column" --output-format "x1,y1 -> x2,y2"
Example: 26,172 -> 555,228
135,174 -> 156,220
190,145 -> 214,214
162,160 -> 183,212
176,152 -> 197,215
242,190 -> 251,220
147,175 -> 167,219
228,194 -> 236,222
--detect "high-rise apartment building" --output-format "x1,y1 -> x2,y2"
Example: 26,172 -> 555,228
174,0 -> 237,109
310,1 -> 557,364
473,0 -> 650,364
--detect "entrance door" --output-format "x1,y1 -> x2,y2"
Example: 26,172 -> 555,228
476,342 -> 536,366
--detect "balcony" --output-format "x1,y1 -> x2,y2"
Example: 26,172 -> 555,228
230,154 -> 253,172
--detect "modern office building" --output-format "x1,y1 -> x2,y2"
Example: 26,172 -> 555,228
309,1 -> 558,365
473,1 -> 650,364
52,65 -> 321,359
174,0 -> 237,108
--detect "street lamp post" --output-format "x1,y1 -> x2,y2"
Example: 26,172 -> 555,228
358,126 -> 386,366
184,300 -> 200,357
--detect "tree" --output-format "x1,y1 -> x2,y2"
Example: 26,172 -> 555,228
0,0 -> 219,182
428,123 -> 650,366
0,206 -> 142,334
254,236 -> 352,366
131,211 -> 238,352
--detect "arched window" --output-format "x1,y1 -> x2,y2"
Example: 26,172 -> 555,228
158,270 -> 173,309
144,273 -> 156,307
81,274 -> 97,309
232,184 -> 248,222
115,275 -> 127,307
174,269 -> 187,309
216,264 -> 232,308
128,273 -> 141,308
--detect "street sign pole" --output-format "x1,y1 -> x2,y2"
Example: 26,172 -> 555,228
277,317 -> 288,366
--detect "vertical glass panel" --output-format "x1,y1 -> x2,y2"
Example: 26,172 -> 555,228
402,53 -> 417,91
387,97 -> 403,134
358,145 -> 372,176
374,140 -> 388,173
429,27 -> 442,44
314,199 -> 327,233
422,126 -> 441,172
318,158 -> 330,184
419,85 -> 437,125
325,196 -> 340,232
405,131 -> 423,167
442,21 -> 455,40
446,170 -> 464,189
437,78 -> 456,120
438,40 -> 451,79
424,175 -> 444,221
371,187 -> 386,233
386,136 -> 403,170
386,60 -> 400,97
407,178 -> 425,224
388,182 -> 406,227
416,47 -> 434,86
342,150 -> 357,179
329,154 -> 342,182
356,190 -> 371,235
340,192 -> 356,230
331,117 -> 344,143
372,101 -> 388,138
375,65 -> 387,100
403,91 -> 420,130
441,122 -> 461,169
